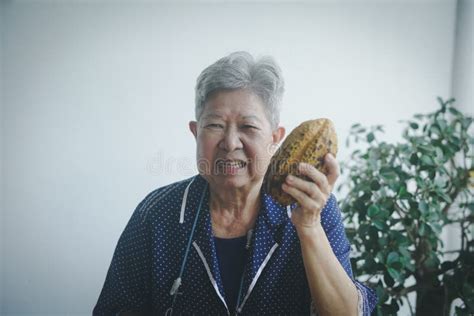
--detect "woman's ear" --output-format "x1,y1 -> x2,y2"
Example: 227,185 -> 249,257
268,127 -> 285,155
189,121 -> 198,139
272,126 -> 286,144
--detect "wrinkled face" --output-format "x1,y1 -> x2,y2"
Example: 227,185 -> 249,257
189,89 -> 285,191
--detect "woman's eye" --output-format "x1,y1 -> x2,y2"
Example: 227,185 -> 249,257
207,124 -> 224,128
242,125 -> 259,130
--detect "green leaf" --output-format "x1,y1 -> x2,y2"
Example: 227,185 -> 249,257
399,246 -> 410,257
395,233 -> 410,246
388,181 -> 401,193
410,122 -> 419,129
389,298 -> 400,313
377,252 -> 386,264
434,147 -> 445,163
405,261 -> 416,272
430,124 -> 442,136
358,223 -> 369,236
387,252 -> 400,265
368,205 -> 381,218
448,107 -> 461,116
387,267 -> 401,281
464,202 -> 474,212
424,253 -> 441,270
409,153 -> 419,164
441,260 -> 456,271
380,169 -> 398,181
455,306 -> 472,315
462,117 -> 473,129
438,118 -> 448,130
431,222 -> 442,234
462,283 -> 474,299
398,185 -> 410,199
370,180 -> 381,191
367,132 -> 375,143
384,270 -> 395,287
373,219 -> 386,230
418,144 -> 434,153
436,190 -> 452,203
376,283 -> 389,303
419,222 -> 427,236
419,201 -> 429,215
420,155 -> 435,166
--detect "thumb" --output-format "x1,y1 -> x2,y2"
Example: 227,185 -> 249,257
324,153 -> 339,189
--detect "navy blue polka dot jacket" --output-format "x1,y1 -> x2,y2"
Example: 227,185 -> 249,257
94,175 -> 377,315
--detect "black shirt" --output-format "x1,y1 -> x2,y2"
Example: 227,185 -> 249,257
214,235 -> 248,313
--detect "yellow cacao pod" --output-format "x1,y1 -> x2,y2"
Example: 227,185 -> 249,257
264,118 -> 338,206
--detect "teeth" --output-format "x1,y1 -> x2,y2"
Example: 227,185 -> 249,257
220,160 -> 245,168
227,162 -> 241,167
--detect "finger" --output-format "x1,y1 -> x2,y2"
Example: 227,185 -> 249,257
282,183 -> 325,211
324,153 -> 340,188
285,174 -> 319,199
298,163 -> 330,196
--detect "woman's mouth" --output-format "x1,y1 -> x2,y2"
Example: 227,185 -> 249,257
216,160 -> 247,175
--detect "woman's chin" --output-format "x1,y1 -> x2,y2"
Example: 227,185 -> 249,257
218,175 -> 247,189
211,174 -> 264,192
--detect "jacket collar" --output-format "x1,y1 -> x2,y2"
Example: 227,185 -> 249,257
190,175 -> 289,312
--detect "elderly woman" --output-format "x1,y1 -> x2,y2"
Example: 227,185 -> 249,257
94,52 -> 377,315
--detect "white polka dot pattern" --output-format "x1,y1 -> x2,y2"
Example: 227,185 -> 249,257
93,175 -> 377,315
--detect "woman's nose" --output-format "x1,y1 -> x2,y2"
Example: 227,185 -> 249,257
220,127 -> 243,152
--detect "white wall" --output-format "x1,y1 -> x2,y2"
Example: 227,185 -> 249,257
446,0 -> 473,259
0,0 -> 4,313
446,1 -> 473,313
452,0 -> 473,115
1,0 -> 457,314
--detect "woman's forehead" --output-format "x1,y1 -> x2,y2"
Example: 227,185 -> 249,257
202,90 -> 267,118
199,89 -> 274,127
201,113 -> 264,122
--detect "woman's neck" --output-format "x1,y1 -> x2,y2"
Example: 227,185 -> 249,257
209,185 -> 261,238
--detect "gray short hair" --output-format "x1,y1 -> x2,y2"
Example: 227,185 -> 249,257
195,51 -> 284,129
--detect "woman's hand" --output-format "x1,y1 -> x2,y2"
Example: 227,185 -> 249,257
282,153 -> 339,232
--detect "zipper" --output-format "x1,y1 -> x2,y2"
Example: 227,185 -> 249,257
234,263 -> 247,315
234,229 -> 253,315
236,243 -> 279,314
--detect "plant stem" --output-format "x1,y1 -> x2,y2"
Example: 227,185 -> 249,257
406,295 -> 415,316
461,206 -> 466,252
394,284 -> 417,298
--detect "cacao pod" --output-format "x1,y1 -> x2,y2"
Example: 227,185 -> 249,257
264,118 -> 338,206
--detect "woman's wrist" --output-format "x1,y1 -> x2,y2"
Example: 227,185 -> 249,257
294,218 -> 324,240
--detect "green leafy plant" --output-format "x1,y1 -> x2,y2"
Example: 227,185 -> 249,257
338,98 -> 474,315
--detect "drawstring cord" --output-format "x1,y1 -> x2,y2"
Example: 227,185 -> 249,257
180,177 -> 195,224
166,183 -> 208,316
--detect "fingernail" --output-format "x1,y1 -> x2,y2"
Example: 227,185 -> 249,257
287,175 -> 294,182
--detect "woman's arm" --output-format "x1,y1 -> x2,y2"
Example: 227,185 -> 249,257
282,154 -> 371,315
297,219 -> 359,316
93,195 -> 153,316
